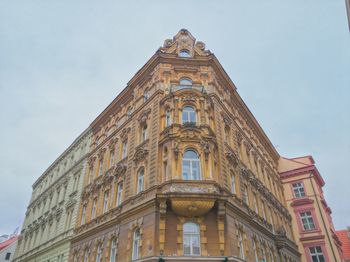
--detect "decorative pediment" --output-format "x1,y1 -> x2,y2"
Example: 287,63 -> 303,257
114,161 -> 127,178
291,198 -> 314,207
225,147 -> 238,168
160,29 -> 210,58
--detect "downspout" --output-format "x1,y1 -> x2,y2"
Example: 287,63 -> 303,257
309,172 -> 337,261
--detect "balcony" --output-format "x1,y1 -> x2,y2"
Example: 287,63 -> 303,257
170,85 -> 205,93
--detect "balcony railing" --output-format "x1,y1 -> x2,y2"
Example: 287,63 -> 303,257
170,85 -> 205,93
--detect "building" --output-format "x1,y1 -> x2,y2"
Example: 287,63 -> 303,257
70,29 -> 300,262
13,128 -> 91,262
279,156 -> 343,262
0,236 -> 18,261
336,228 -> 350,261
346,0 -> 350,30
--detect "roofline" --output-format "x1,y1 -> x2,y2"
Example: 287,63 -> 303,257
32,127 -> 92,188
279,164 -> 325,187
89,50 -> 279,160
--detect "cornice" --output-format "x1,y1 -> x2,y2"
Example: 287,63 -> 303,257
279,165 -> 325,187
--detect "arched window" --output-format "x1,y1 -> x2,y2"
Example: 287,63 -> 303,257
182,106 -> 196,124
165,109 -> 171,127
137,168 -> 144,193
96,244 -> 102,262
132,228 -> 141,260
110,238 -> 117,262
183,222 -> 200,256
179,49 -> 191,58
182,150 -> 201,180
179,78 -> 192,89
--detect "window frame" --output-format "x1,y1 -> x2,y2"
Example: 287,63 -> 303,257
132,229 -> 141,260
137,168 -> 144,193
116,182 -> 123,207
182,106 -> 196,124
300,211 -> 316,231
179,49 -> 191,58
182,149 -> 201,180
183,222 -> 201,256
292,181 -> 306,198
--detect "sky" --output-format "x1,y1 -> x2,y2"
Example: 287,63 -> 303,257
0,0 -> 349,234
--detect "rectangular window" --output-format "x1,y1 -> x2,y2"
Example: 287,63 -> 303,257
5,253 -> 11,260
253,193 -> 258,213
103,191 -> 109,213
292,182 -> 306,198
309,246 -> 325,262
242,186 -> 249,205
231,173 -> 236,194
300,211 -> 315,231
116,183 -> 123,206
91,199 -> 97,219
98,160 -> 103,176
109,151 -> 115,167
122,141 -> 128,159
137,172 -> 144,193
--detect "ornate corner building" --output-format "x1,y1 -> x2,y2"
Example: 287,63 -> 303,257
69,30 -> 300,262
279,156 -> 343,262
13,129 -> 91,262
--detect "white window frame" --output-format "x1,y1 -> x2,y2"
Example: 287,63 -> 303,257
132,229 -> 141,260
91,199 -> 97,219
292,182 -> 306,198
116,182 -> 123,207
182,150 -> 201,180
110,238 -> 117,262
137,169 -> 144,193
98,160 -> 103,176
96,244 -> 102,262
183,222 -> 201,256
165,109 -> 171,127
103,191 -> 109,213
122,141 -> 128,159
300,211 -> 316,231
309,246 -> 325,262
238,231 -> 245,259
81,205 -> 86,225
182,106 -> 196,124
230,172 -> 236,194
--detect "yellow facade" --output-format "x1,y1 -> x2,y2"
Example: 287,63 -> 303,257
70,30 -> 300,262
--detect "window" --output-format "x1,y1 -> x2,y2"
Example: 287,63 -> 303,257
103,191 -> 109,213
261,245 -> 267,262
132,229 -> 141,260
88,168 -> 93,184
300,211 -> 315,231
242,185 -> 249,205
292,182 -> 306,198
309,246 -> 325,262
141,124 -> 147,142
96,244 -> 102,262
98,160 -> 103,176
5,252 -> 11,260
179,78 -> 192,89
91,198 -> 97,219
182,150 -> 201,180
143,91 -> 150,102
84,250 -> 89,262
81,205 -> 86,225
182,106 -> 196,124
109,151 -> 115,167
252,240 -> 259,262
183,222 -> 200,256
224,126 -> 230,144
165,109 -> 171,127
116,182 -> 123,206
179,49 -> 191,58
261,201 -> 266,220
238,231 -> 245,259
122,141 -> 128,159
253,193 -> 258,213
269,248 -> 275,262
137,169 -> 144,193
110,238 -> 117,262
230,172 -> 236,194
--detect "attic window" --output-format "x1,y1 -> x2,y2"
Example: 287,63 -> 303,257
179,49 -> 191,58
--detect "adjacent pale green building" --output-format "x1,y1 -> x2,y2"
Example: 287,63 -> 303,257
13,128 -> 91,262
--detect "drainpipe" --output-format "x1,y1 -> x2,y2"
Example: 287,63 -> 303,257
309,172 -> 337,261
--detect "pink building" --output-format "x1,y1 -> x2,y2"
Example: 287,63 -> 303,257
278,156 -> 343,262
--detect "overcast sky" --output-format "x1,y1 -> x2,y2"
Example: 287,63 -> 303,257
0,0 -> 349,234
